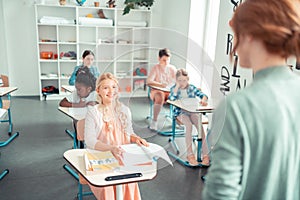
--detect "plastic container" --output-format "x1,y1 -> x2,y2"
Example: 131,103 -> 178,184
40,51 -> 53,59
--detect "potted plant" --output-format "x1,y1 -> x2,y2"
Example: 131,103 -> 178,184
123,0 -> 154,15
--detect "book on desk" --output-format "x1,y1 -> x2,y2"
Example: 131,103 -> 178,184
84,151 -> 120,175
83,143 -> 172,176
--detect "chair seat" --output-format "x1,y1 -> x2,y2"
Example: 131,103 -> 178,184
176,116 -> 209,125
0,108 -> 6,118
2,100 -> 10,110
79,174 -> 89,185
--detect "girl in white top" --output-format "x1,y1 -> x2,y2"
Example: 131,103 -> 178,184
59,66 -> 97,107
84,72 -> 148,200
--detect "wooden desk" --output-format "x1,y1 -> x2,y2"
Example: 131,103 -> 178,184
61,85 -> 75,93
0,87 -> 19,180
148,85 -> 171,93
58,106 -> 88,181
0,87 -> 19,146
0,87 -> 18,108
64,149 -> 157,200
58,106 -> 87,121
166,99 -> 213,167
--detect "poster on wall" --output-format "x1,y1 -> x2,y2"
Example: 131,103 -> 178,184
214,0 -> 253,96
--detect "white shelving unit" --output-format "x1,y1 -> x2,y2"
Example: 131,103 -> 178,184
35,4 -> 151,100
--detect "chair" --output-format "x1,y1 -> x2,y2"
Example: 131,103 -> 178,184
147,86 -> 184,136
0,75 -> 13,135
167,103 -> 210,167
0,109 -> 9,180
63,119 -> 94,199
0,75 -> 19,146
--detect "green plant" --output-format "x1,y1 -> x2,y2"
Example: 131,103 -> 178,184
123,0 -> 154,15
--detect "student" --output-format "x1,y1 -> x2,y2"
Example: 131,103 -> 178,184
203,0 -> 300,199
60,66 -> 97,107
84,72 -> 149,200
169,68 -> 209,166
147,48 -> 177,131
69,50 -> 100,85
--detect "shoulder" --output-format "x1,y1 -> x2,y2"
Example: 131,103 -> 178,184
74,66 -> 81,71
188,84 -> 197,89
151,64 -> 159,70
89,91 -> 97,98
120,104 -> 130,113
87,104 -> 102,118
90,66 -> 99,71
168,64 -> 176,70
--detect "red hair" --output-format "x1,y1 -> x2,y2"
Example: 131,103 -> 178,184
230,0 -> 300,61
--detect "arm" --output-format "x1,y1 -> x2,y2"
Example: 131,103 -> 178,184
202,100 -> 243,199
68,66 -> 79,85
169,85 -> 179,101
123,105 -> 149,147
192,85 -> 208,106
92,66 -> 100,78
59,97 -> 90,108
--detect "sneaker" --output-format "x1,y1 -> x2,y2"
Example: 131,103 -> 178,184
149,120 -> 158,131
187,154 -> 199,166
201,155 -> 210,167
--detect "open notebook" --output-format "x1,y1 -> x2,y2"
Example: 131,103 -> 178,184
84,143 -> 172,174
180,98 -> 213,111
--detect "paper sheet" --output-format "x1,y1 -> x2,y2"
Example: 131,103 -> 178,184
120,143 -> 172,167
68,107 -> 87,120
180,98 -> 200,110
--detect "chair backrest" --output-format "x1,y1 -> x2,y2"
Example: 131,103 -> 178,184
0,75 -> 9,87
76,119 -> 85,141
76,119 -> 89,185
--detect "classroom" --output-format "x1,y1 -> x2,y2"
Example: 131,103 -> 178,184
1,0 -> 300,199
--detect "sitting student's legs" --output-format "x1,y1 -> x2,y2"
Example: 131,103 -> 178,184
177,114 -> 198,165
149,91 -> 165,130
190,113 -> 210,166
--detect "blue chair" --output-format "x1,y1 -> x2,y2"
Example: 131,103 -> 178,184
0,75 -> 19,147
147,86 -> 184,136
63,119 -> 94,199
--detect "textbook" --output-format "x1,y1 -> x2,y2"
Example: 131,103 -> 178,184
84,151 -> 120,175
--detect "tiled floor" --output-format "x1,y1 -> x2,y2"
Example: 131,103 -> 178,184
0,96 -> 207,200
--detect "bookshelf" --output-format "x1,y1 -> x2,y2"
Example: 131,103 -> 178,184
35,4 -> 151,100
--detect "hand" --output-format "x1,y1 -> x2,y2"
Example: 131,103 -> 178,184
173,81 -> 180,93
86,101 -> 98,106
200,96 -> 208,106
136,137 -> 149,147
131,135 -> 149,147
111,145 -> 125,159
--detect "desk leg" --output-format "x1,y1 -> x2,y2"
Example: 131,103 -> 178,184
0,169 -> 9,180
168,113 -> 181,154
116,184 -> 123,200
0,132 -> 19,147
197,114 -> 203,163
63,164 -> 79,181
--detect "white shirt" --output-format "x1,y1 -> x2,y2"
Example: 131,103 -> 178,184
84,104 -> 134,149
66,90 -> 97,103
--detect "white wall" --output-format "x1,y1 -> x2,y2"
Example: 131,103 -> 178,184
1,0 -> 191,96
1,0 -> 39,96
213,0 -> 252,96
0,0 -> 9,75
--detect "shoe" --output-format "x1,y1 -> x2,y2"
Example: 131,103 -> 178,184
149,120 -> 158,131
201,155 -> 210,167
187,154 -> 199,166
